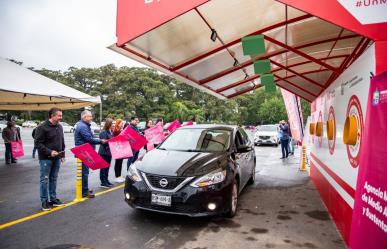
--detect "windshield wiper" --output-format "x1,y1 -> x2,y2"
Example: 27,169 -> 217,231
186,149 -> 203,152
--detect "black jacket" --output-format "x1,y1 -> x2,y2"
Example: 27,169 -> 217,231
35,120 -> 65,160
98,130 -> 113,156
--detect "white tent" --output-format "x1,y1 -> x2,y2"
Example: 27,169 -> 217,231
0,58 -> 101,111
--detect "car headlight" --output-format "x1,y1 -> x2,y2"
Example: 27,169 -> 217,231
127,163 -> 142,182
190,170 -> 227,188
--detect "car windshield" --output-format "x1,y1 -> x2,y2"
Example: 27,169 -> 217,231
257,125 -> 277,132
159,128 -> 231,152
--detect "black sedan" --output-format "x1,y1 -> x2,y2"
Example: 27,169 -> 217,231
124,124 -> 256,217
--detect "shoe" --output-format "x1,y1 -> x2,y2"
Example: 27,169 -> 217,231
280,157 -> 285,159
42,201 -> 51,211
115,177 -> 125,183
100,184 -> 110,189
11,160 -> 17,163
107,182 -> 114,187
82,193 -> 95,198
6,161 -> 11,165
49,199 -> 65,207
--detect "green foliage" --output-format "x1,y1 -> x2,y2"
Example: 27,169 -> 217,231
6,63 -> 309,125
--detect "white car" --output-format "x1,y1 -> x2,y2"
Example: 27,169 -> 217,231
254,124 -> 279,146
22,121 -> 37,128
0,121 -> 6,132
60,122 -> 74,133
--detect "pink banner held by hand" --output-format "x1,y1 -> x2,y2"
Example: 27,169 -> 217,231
120,126 -> 148,152
167,119 -> 181,133
144,124 -> 165,144
70,143 -> 109,170
108,135 -> 133,160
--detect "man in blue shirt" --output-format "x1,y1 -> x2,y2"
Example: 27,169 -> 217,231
74,110 -> 107,198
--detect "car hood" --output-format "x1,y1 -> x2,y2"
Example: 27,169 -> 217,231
135,149 -> 228,177
255,131 -> 278,137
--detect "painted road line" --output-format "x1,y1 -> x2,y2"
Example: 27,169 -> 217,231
0,184 -> 124,230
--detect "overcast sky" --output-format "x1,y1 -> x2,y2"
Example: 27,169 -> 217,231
0,0 -> 143,71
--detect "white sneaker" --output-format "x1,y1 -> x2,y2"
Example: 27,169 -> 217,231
115,177 -> 125,183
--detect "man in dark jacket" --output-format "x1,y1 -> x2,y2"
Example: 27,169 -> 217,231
35,108 -> 65,211
125,116 -> 140,171
279,120 -> 290,159
74,110 -> 107,198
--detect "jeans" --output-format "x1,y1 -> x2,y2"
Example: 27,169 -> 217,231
39,159 -> 61,203
82,163 -> 90,196
99,154 -> 111,185
280,138 -> 289,158
126,151 -> 139,171
4,143 -> 14,163
32,146 -> 37,158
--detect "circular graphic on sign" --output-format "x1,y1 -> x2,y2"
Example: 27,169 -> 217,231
345,95 -> 364,168
317,111 -> 323,148
327,106 -> 336,155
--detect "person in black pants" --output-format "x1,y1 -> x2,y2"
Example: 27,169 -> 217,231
112,118 -> 125,183
98,118 -> 114,188
279,120 -> 290,159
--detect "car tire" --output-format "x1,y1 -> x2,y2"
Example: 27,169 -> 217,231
248,163 -> 256,185
225,179 -> 239,218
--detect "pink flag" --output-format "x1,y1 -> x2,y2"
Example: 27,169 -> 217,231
108,135 -> 133,160
146,142 -> 155,152
167,119 -> 181,133
120,126 -> 148,152
70,143 -> 109,170
182,121 -> 194,126
144,124 -> 165,144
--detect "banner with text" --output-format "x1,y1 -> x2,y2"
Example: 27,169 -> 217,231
350,71 -> 387,249
121,126 -> 148,152
108,135 -> 133,160
71,143 -> 109,170
281,89 -> 304,143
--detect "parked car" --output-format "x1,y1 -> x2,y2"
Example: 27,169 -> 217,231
74,121 -> 100,137
60,122 -> 74,133
254,124 -> 279,146
22,121 -> 37,128
124,124 -> 256,217
0,121 -> 6,132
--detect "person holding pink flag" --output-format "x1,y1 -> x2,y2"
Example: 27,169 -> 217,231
74,110 -> 107,198
123,116 -> 142,171
98,118 -> 114,188
112,119 -> 125,183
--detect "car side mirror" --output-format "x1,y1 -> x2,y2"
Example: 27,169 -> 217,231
237,144 -> 251,153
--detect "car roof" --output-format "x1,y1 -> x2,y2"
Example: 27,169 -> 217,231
179,124 -> 237,131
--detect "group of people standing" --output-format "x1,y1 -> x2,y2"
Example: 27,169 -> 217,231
32,107 -> 147,211
278,120 -> 295,159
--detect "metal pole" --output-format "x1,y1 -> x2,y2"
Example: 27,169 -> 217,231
74,158 -> 84,202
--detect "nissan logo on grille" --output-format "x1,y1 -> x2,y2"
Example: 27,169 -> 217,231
159,178 -> 168,188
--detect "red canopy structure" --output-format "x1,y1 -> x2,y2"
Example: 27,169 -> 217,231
110,0 -> 386,102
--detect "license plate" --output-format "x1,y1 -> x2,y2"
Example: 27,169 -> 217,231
151,193 -> 171,206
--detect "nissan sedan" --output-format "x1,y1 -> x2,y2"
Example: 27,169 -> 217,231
124,124 -> 256,218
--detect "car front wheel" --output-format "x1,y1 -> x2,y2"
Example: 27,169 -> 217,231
225,180 -> 238,218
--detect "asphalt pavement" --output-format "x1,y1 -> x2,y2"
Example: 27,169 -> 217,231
0,128 -> 346,249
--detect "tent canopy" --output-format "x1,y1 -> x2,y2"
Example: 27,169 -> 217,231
110,0 -> 379,102
0,58 -> 101,111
